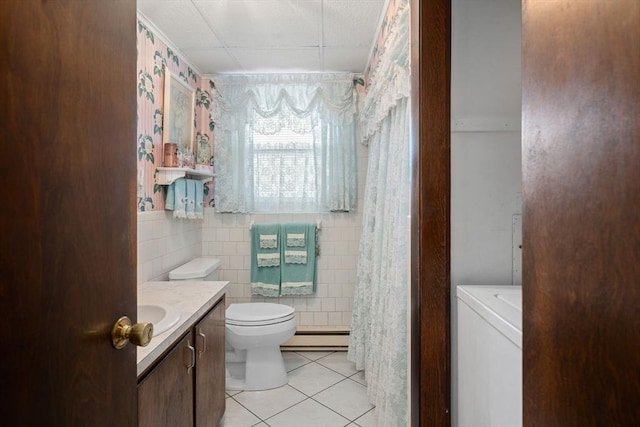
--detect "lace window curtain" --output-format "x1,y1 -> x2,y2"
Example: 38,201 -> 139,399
211,73 -> 357,213
347,1 -> 411,426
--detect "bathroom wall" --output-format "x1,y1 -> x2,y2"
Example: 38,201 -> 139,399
201,138 -> 368,329
134,14 -> 366,331
135,3 -> 402,329
137,210 -> 203,284
137,17 -> 211,284
451,0 -> 522,288
450,0 -> 522,425
136,17 -> 215,212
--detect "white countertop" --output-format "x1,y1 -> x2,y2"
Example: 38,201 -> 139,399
137,280 -> 229,377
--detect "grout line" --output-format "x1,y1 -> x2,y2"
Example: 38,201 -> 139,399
352,407 -> 376,426
229,393 -> 271,423
293,349 -> 336,362
260,396 -> 313,423
289,373 -> 349,399
307,394 -> 354,422
227,358 -> 371,424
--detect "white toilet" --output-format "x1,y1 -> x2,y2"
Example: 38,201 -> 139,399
169,257 -> 297,391
225,302 -> 296,391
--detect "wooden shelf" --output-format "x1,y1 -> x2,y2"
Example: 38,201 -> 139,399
155,167 -> 215,185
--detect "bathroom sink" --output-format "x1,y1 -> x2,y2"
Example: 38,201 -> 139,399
138,303 -> 181,336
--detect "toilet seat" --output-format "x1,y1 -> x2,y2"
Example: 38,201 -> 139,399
226,303 -> 294,326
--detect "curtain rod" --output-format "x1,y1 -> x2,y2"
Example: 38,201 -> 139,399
210,73 -> 361,86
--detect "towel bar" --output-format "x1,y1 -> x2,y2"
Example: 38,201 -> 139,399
249,220 -> 322,230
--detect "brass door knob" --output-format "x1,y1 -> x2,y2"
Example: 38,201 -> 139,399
111,316 -> 154,349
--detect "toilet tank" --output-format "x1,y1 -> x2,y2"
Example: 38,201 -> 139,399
169,257 -> 221,281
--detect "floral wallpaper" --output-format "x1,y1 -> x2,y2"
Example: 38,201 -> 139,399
364,0 -> 404,87
136,19 -> 215,212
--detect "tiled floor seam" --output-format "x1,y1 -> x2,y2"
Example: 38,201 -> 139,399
231,379 -> 356,424
315,363 -> 359,378
266,396 -> 311,423
261,396 -> 348,425
301,376 -> 372,423
228,395 -> 266,423
352,407 -> 375,425
287,374 -> 350,398
308,393 -> 364,423
223,352 -> 375,426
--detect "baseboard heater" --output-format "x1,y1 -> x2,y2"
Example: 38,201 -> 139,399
281,327 -> 350,351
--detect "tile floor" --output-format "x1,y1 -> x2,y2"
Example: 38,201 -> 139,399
221,351 -> 377,427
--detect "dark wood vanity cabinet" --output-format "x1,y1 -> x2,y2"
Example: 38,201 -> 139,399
195,298 -> 226,426
138,296 -> 226,427
138,332 -> 195,427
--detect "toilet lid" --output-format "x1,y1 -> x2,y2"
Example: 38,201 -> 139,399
226,303 -> 295,326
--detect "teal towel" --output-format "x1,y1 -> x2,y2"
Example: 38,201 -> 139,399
165,180 -> 175,210
185,179 -> 196,219
250,223 -> 281,297
166,178 -> 187,218
280,222 -> 316,296
194,180 -> 204,220
166,178 -> 203,220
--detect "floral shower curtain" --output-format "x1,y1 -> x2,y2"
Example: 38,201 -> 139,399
211,73 -> 357,213
347,1 -> 411,425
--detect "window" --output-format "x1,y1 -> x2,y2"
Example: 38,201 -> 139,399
212,73 -> 357,213
252,127 -> 321,212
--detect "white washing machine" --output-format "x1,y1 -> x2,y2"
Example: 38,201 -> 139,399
457,285 -> 522,427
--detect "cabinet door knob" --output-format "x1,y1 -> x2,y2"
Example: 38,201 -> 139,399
111,316 -> 153,349
197,328 -> 207,358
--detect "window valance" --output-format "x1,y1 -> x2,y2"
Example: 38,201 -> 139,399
211,73 -> 357,135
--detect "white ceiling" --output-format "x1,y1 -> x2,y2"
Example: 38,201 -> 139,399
137,0 -> 387,76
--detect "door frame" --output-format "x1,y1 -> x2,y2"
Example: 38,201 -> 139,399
411,0 -> 452,425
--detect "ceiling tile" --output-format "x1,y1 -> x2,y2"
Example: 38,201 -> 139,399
182,48 -> 241,74
194,0 -> 322,48
323,47 -> 371,73
138,0 -> 223,48
138,0 -> 387,74
323,0 -> 385,47
230,48 -> 321,73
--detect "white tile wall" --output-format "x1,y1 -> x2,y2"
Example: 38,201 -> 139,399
137,210 -> 204,284
201,209 -> 362,329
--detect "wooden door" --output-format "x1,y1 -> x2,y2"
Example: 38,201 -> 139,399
138,333 -> 195,427
522,0 -> 640,425
0,1 -> 138,425
195,298 -> 226,427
